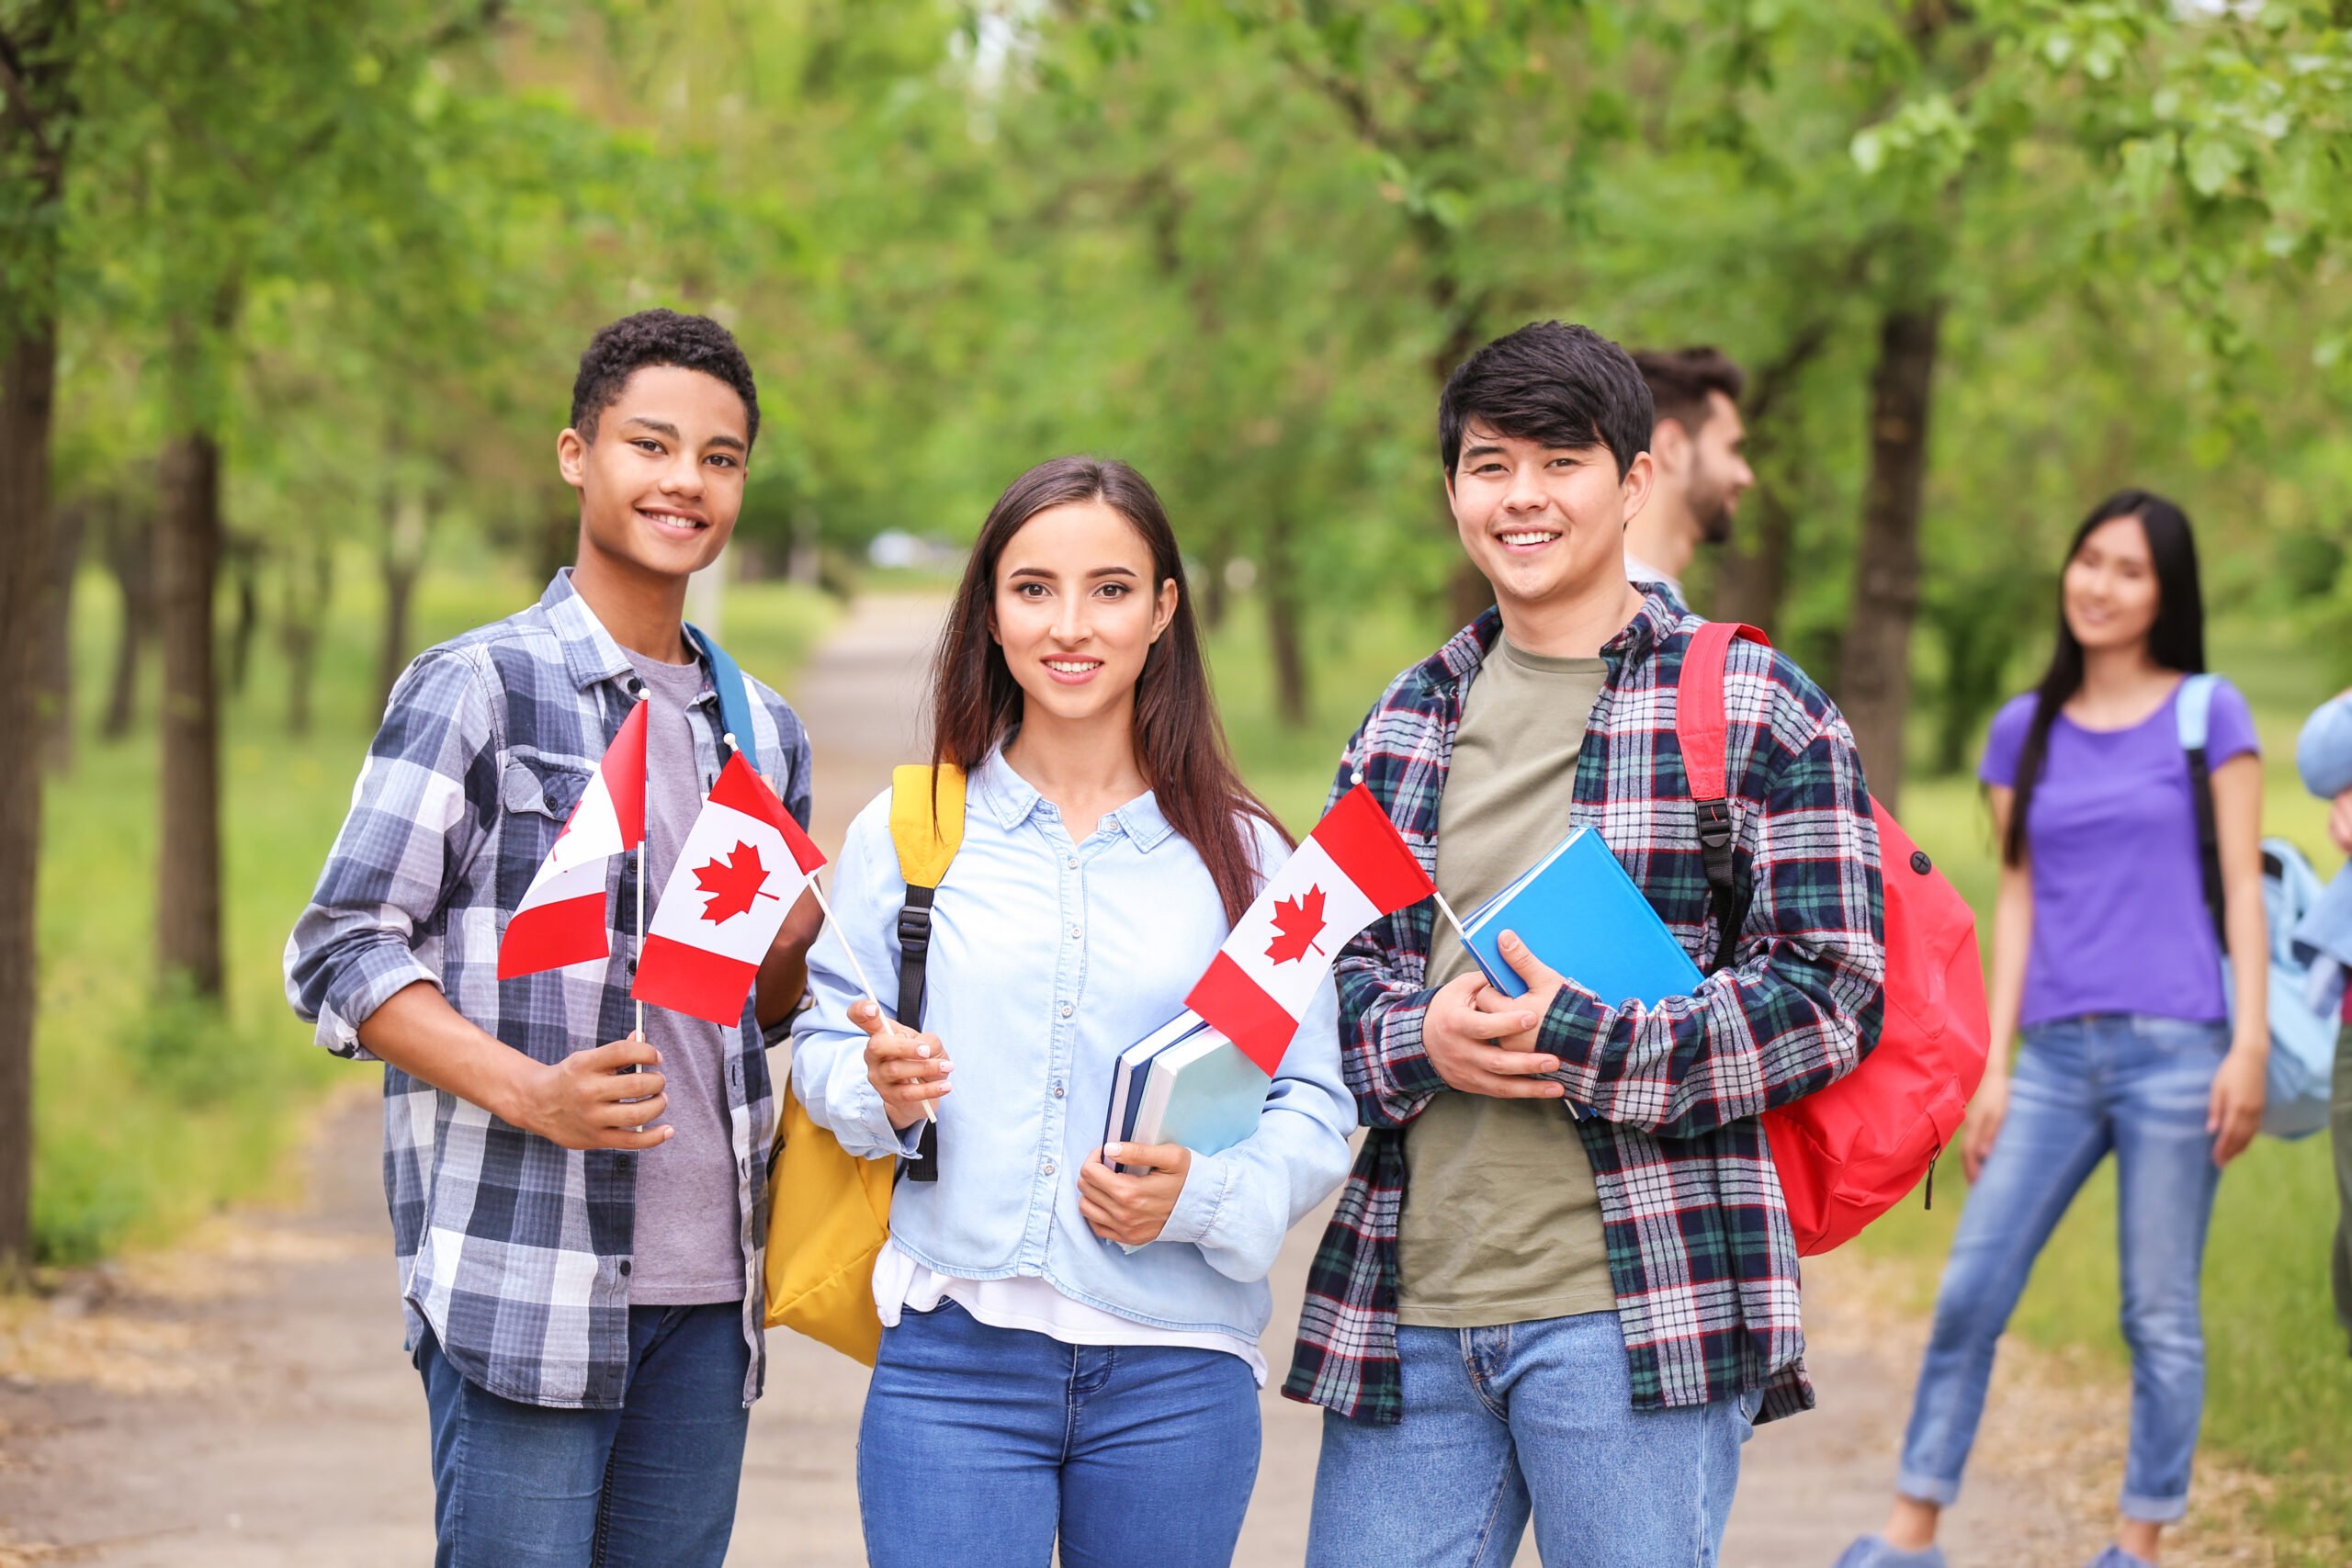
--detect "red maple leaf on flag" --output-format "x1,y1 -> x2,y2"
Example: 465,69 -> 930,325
694,840 -> 778,924
1265,885 -> 1329,964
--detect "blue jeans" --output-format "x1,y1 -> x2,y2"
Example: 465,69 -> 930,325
1306,1311 -> 1757,1568
415,1303 -> 752,1568
856,1300 -> 1261,1568
1897,1013 -> 2228,1523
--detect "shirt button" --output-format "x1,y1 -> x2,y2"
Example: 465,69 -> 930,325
1052,1082 -> 1065,1099
1067,855 -> 1079,868
1059,1003 -> 1074,1019
1069,924 -> 1081,940
1042,1161 -> 1057,1177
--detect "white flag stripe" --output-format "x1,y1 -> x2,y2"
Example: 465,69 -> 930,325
514,773 -> 627,908
643,798 -> 808,964
1222,836 -> 1378,1020
518,852 -> 605,911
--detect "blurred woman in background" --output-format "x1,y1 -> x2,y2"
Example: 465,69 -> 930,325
1838,491 -> 2269,1568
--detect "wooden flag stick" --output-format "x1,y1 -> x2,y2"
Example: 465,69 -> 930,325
807,874 -> 937,1124
1430,886 -> 1476,953
633,692 -> 650,1043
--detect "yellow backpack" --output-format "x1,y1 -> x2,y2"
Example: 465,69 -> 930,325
762,764 -> 965,1365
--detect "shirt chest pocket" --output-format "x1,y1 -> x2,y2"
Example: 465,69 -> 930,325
496,755 -> 597,913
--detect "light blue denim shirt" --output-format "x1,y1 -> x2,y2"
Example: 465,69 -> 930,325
790,750 -> 1355,1343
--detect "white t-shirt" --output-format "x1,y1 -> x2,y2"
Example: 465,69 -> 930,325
871,1239 -> 1268,1384
1624,550 -> 1681,596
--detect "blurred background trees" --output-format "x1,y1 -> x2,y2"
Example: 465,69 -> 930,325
2,0 -> 2349,1269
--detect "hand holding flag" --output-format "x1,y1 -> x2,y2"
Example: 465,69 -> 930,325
1186,784 -> 1435,1074
631,753 -> 828,1025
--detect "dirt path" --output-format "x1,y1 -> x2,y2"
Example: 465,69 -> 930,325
0,593 -> 2272,1566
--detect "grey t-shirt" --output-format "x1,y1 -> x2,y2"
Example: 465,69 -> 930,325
624,648 -> 749,1306
1397,638 -> 1618,1327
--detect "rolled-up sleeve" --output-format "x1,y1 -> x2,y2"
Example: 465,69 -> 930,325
282,649 -> 500,1058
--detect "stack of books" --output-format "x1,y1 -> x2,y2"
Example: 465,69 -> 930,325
1101,1010 -> 1267,1176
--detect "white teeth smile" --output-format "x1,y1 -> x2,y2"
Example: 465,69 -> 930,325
1500,531 -> 1559,547
639,510 -> 706,530
1046,660 -> 1099,674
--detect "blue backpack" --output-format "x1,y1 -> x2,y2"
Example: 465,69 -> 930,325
2179,673 -> 2337,1139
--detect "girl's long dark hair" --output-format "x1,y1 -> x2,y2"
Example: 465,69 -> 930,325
929,456 -> 1289,923
2003,488 -> 2206,866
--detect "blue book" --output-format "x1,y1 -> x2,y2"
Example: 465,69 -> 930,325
1102,1010 -> 1269,1176
1461,827 -> 1702,1005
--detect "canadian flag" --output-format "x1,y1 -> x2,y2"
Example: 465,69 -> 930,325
497,703 -> 649,980
1186,784 -> 1435,1074
631,753 -> 826,1026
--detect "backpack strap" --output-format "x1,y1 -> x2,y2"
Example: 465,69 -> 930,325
2176,673 -> 2229,953
683,621 -> 760,769
1678,621 -> 1773,972
887,764 -> 967,1182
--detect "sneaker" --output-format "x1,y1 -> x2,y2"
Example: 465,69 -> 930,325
2083,1551 -> 2156,1568
1832,1537 -> 1949,1568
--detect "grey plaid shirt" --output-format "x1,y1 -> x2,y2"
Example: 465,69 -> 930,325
284,570 -> 812,1409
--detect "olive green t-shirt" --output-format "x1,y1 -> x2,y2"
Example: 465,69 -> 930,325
1396,638 -> 1618,1327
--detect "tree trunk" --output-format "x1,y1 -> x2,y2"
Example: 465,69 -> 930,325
100,502 -> 154,740
1837,301 -> 1945,812
1706,310 -> 1838,635
156,414 -> 226,999
0,316 -> 59,1277
376,480 -> 431,714
1709,484 -> 1795,633
279,536 -> 331,736
0,0 -> 73,1271
1261,520 -> 1310,728
226,536 -> 261,697
41,494 -> 85,772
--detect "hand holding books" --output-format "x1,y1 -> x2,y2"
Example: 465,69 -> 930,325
851,998 -> 954,1130
1419,970 -> 1562,1100
1078,1142 -> 1193,1248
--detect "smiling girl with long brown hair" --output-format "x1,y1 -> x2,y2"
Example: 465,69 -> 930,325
791,456 -> 1354,1568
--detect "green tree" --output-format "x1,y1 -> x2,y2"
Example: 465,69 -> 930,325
0,0 -> 77,1277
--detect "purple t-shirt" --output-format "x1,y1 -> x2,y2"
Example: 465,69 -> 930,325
1980,680 -> 2257,1029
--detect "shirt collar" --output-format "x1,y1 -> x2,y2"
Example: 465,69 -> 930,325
970,745 -> 1176,852
540,567 -> 715,705
541,568 -> 639,694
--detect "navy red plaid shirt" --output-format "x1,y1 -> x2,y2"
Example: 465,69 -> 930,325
1284,592 -> 1885,1426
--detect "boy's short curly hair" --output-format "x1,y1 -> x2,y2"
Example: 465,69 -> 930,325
569,309 -> 760,447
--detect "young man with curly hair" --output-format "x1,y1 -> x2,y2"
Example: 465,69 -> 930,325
286,310 -> 820,1567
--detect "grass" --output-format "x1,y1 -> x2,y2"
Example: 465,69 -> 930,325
29,546 -> 835,1266
1204,601 -> 2351,1561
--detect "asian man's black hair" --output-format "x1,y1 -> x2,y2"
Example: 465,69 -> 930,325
1437,321 -> 1653,480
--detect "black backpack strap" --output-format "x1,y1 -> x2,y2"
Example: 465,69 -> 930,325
898,885 -> 940,1181
1697,801 -> 1744,975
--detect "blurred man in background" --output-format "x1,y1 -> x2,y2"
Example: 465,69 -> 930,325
1624,347 -> 1755,604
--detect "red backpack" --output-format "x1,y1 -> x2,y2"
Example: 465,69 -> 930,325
1678,622 -> 1991,1255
